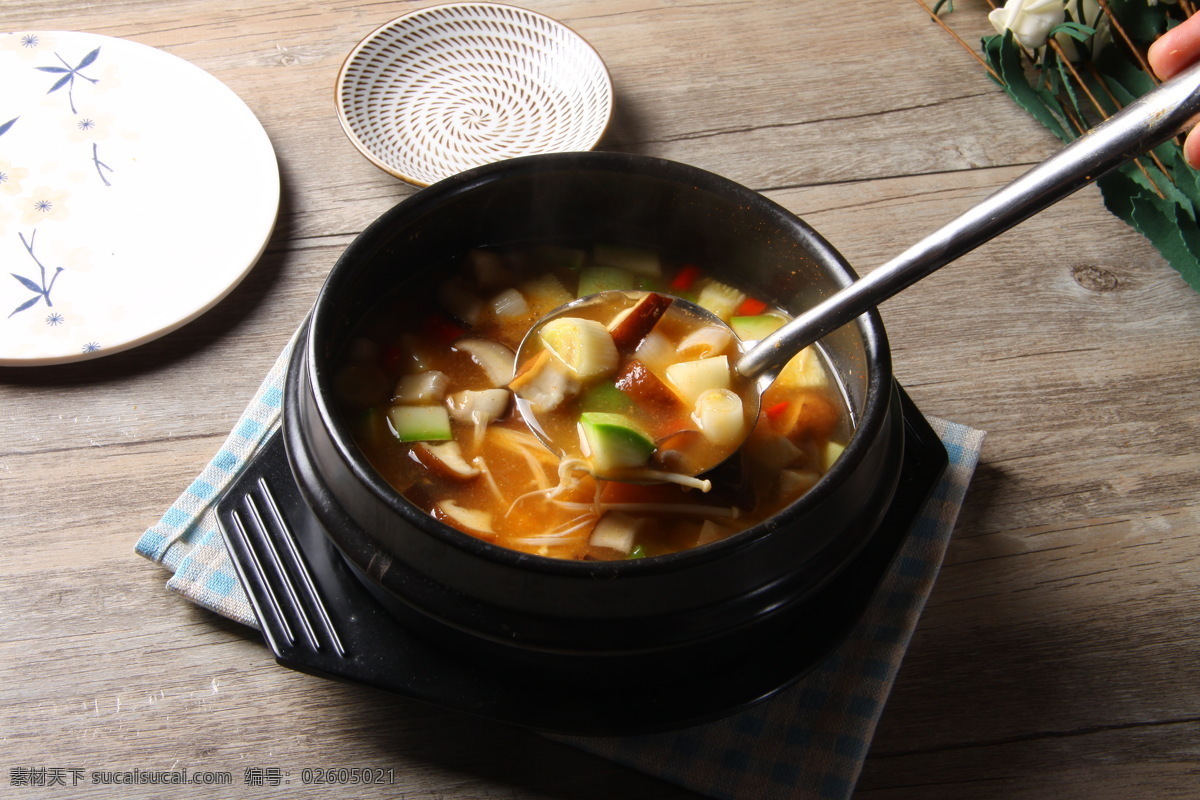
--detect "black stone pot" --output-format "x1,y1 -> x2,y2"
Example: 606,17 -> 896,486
281,152 -> 907,700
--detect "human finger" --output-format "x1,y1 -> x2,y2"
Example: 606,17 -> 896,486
1148,13 -> 1200,80
1183,126 -> 1200,169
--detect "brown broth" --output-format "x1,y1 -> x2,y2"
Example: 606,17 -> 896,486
334,243 -> 853,560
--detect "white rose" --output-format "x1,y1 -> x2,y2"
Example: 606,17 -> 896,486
988,0 -> 1066,50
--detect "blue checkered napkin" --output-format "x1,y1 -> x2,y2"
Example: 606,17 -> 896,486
133,328 -> 303,627
134,334 -> 984,800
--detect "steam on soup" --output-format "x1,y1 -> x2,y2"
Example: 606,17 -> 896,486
333,244 -> 852,561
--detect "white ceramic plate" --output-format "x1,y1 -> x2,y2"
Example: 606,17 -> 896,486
336,3 -> 612,187
0,31 -> 279,366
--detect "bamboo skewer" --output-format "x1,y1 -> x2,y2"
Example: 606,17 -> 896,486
1095,0 -> 1157,81
913,0 -> 1002,83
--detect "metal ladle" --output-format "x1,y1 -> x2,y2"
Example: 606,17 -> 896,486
516,60 -> 1200,477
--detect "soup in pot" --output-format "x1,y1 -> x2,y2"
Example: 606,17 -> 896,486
332,243 -> 852,560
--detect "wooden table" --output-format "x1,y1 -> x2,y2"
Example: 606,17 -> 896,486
3,1 -> 1199,797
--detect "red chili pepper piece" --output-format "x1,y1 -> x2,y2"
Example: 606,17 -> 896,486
670,264 -> 702,291
425,314 -> 466,345
765,400 -> 790,422
736,297 -> 768,316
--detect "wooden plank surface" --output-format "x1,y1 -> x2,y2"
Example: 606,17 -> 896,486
2,0 -> 1199,798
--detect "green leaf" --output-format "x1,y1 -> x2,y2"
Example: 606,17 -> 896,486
1101,0 -> 1171,43
1095,47 -> 1157,99
1172,205 -> 1200,292
1133,163 -> 1192,217
983,33 -> 1072,142
1055,53 -> 1084,121
1049,21 -> 1096,43
1168,156 -> 1200,219
1098,170 -> 1200,292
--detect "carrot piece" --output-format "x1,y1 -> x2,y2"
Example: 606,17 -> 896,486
771,391 -> 840,440
764,400 -> 790,422
670,264 -> 702,291
508,349 -> 550,390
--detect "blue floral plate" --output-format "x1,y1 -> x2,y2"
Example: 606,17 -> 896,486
0,31 -> 279,365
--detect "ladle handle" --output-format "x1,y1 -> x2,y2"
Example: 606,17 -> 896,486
738,59 -> 1200,381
